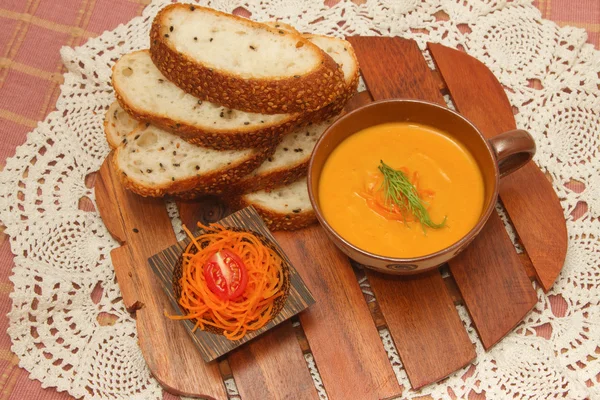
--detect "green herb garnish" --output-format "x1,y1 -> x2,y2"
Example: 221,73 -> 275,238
378,160 -> 447,231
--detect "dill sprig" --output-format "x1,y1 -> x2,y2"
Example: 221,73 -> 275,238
378,160 -> 447,231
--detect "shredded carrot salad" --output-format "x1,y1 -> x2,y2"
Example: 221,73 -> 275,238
167,223 -> 286,340
358,169 -> 435,222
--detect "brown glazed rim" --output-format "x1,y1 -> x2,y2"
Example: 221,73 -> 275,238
307,98 -> 500,268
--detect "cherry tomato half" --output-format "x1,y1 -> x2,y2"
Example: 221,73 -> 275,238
203,249 -> 248,301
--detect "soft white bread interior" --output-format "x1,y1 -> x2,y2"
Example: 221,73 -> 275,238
112,50 -> 298,150
159,9 -> 319,78
113,124 -> 271,198
226,178 -> 316,231
306,34 -> 359,88
104,101 -> 143,149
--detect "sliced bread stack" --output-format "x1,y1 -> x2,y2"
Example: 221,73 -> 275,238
105,4 -> 359,230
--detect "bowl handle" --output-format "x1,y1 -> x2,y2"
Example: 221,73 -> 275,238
488,129 -> 536,178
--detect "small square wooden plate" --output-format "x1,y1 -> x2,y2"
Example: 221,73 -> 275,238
148,206 -> 315,362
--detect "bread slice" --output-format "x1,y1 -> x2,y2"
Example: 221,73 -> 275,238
226,178 -> 316,231
259,25 -> 359,121
228,118 -> 335,194
113,124 -> 273,198
112,50 -> 301,150
262,21 -> 297,33
104,101 -> 144,149
259,24 -> 359,100
302,34 -> 359,122
149,4 -> 345,114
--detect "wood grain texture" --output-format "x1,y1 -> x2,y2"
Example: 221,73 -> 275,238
449,209 -> 539,349
177,200 -> 318,399
402,41 -> 536,349
350,37 -> 442,101
367,270 -> 474,388
428,42 -> 568,292
348,36 -> 476,388
94,156 -> 227,399
178,197 -> 231,227
148,206 -> 315,361
91,37 -> 559,398
228,323 -> 319,400
275,227 -> 401,400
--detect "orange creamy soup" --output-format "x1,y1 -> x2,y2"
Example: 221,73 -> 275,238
318,122 -> 485,258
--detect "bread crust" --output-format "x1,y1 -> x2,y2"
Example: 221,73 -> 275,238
149,4 -> 346,114
114,83 -> 351,151
289,35 -> 359,124
114,91 -> 298,151
113,36 -> 357,150
225,195 -> 316,231
227,159 -> 309,195
224,69 -> 358,195
222,96 -> 356,195
112,142 -> 277,199
304,35 -> 360,121
112,51 -> 305,151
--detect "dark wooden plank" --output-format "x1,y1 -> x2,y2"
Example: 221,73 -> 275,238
228,324 -> 319,400
367,271 -> 473,388
275,227 -> 402,400
428,42 -> 568,292
177,200 -> 318,399
449,210 -> 539,348
347,36 -> 476,388
351,38 -> 443,101
94,156 -> 227,399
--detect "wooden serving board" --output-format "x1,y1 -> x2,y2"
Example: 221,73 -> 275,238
95,38 -> 568,398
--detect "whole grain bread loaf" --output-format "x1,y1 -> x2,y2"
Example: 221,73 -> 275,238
149,4 -> 346,114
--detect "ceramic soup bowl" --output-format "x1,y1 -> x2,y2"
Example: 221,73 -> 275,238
307,99 -> 535,275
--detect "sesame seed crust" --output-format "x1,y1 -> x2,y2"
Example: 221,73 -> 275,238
220,70 -> 359,195
300,66 -> 359,124
225,161 -> 309,195
114,87 -> 298,150
225,195 -> 317,231
215,75 -> 359,194
149,4 -> 346,115
113,69 -> 354,151
111,143 -> 278,199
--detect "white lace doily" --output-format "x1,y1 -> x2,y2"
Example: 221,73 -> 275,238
0,1 -> 598,399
